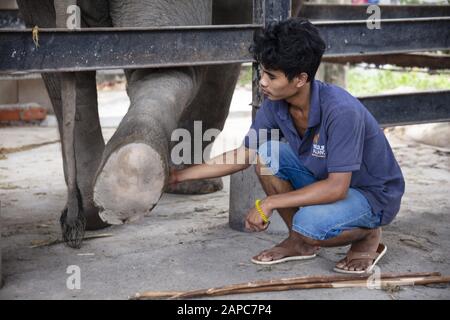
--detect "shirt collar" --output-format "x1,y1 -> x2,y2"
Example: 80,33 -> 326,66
277,79 -> 321,128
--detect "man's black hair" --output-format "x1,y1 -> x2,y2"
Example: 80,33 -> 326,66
251,18 -> 326,82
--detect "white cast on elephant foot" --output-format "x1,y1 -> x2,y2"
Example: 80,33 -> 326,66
93,143 -> 166,225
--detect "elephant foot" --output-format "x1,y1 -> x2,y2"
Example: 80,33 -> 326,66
60,190 -> 109,248
84,206 -> 110,230
93,143 -> 166,225
166,177 -> 223,194
60,202 -> 86,249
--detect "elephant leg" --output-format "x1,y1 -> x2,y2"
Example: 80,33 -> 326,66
93,0 -> 213,223
93,67 -> 204,224
71,72 -> 107,230
58,72 -> 87,248
17,0 -> 110,234
40,71 -> 108,233
166,63 -> 242,194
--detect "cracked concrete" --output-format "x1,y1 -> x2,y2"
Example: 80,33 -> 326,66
0,87 -> 449,300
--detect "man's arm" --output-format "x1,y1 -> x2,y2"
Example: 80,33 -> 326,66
265,172 -> 351,209
169,145 -> 256,184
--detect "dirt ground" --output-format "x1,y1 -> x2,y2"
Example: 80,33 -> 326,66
0,88 -> 449,300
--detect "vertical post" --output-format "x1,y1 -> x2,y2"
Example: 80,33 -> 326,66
264,0 -> 292,24
229,0 -> 291,233
0,204 -> 2,288
312,0 -> 348,88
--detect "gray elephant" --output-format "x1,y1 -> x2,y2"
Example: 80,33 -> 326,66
16,0 -> 250,247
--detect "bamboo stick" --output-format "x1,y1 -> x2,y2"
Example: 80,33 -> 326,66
132,272 -> 444,300
189,275 -> 450,297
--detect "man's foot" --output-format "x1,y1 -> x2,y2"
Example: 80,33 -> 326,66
334,228 -> 384,273
251,237 -> 319,265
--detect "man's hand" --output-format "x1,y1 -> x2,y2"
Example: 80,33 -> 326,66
168,168 -> 179,187
245,198 -> 273,232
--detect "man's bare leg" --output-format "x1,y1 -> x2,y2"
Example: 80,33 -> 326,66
253,163 -> 319,263
254,161 -> 381,270
292,227 -> 382,272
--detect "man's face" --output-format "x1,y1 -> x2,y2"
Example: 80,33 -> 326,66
259,66 -> 301,101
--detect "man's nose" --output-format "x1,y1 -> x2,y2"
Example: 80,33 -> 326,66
259,76 -> 268,88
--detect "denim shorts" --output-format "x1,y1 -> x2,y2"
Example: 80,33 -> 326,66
257,140 -> 382,240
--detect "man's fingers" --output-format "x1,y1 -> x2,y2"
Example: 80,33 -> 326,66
252,222 -> 266,232
245,219 -> 256,232
246,220 -> 259,232
245,211 -> 270,232
245,220 -> 251,231
256,221 -> 270,232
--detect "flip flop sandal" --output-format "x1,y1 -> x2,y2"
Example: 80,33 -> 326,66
251,246 -> 317,265
333,243 -> 387,274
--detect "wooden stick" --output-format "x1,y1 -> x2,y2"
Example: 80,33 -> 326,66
132,272 -> 443,300
172,275 -> 446,299
190,276 -> 450,297
172,272 -> 441,299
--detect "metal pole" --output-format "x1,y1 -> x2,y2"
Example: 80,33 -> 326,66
0,203 -> 3,288
229,0 -> 291,233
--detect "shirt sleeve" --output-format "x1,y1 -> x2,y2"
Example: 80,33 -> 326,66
326,110 -> 365,173
242,100 -> 280,150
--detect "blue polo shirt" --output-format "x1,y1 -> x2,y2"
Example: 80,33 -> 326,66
243,80 -> 405,225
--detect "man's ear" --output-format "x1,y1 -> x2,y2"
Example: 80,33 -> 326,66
295,73 -> 308,88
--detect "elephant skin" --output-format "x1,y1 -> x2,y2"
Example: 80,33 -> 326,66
16,0 -> 249,243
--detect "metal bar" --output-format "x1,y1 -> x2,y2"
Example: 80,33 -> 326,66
322,53 -> 450,70
252,0 -> 292,26
0,9 -> 25,29
0,18 -> 448,73
252,0 -> 292,113
264,0 -> 292,24
317,17 -> 450,57
359,90 -> 450,127
253,0 -> 264,25
298,4 -> 450,21
0,25 -> 260,74
252,0 -> 264,115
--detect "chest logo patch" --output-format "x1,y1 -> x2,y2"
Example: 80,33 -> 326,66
312,133 -> 326,158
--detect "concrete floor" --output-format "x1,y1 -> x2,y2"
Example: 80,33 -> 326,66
0,88 -> 449,300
